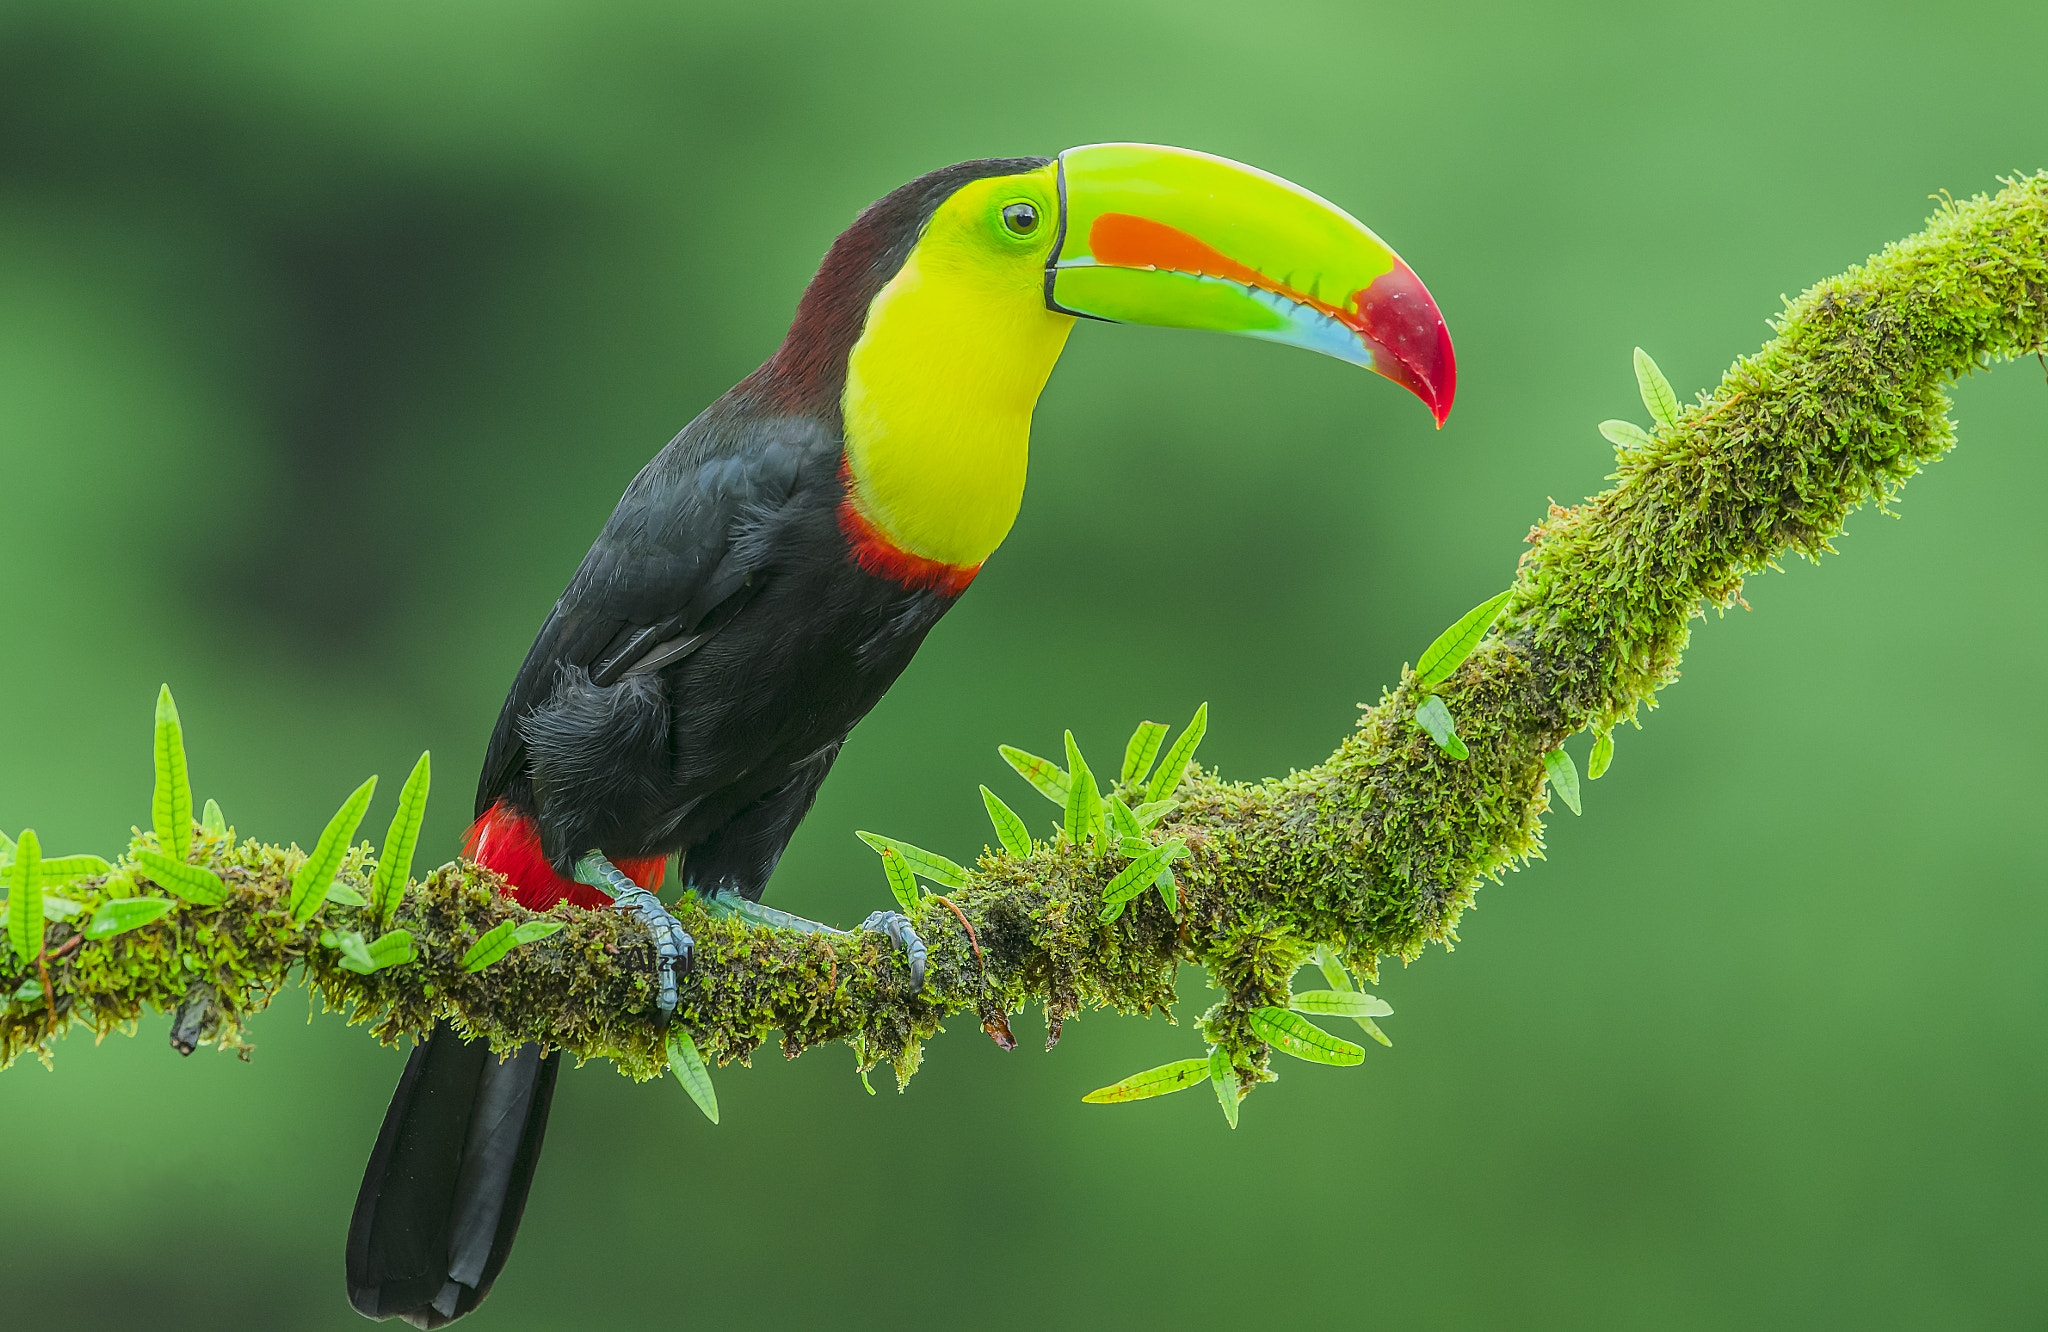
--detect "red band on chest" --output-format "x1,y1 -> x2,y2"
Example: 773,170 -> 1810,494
836,493 -> 980,597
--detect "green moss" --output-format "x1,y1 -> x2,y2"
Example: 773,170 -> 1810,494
5,175 -> 2044,1098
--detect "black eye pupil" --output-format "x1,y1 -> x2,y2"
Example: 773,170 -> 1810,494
1002,202 -> 1039,235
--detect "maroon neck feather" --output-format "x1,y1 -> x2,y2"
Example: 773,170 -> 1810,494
747,156 -> 1052,417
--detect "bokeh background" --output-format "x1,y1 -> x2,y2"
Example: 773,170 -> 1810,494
2,1 -> 2045,1327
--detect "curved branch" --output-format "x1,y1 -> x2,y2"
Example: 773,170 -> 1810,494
5,173 -> 2045,1094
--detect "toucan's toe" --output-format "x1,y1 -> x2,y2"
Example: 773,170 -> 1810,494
574,851 -> 692,1019
860,910 -> 927,992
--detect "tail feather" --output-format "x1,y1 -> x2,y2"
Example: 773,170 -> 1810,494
347,803 -> 660,1323
346,1031 -> 559,1327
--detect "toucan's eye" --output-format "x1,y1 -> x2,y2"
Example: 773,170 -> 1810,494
1001,202 -> 1040,236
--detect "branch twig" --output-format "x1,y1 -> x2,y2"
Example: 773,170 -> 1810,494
4,173 -> 2044,1097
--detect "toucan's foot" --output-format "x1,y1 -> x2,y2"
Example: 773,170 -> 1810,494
859,911 -> 927,992
703,892 -> 926,993
575,852 -> 692,1021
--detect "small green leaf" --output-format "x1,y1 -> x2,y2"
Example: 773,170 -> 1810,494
331,928 -> 416,974
1544,747 -> 1582,815
980,786 -> 1033,858
1314,943 -> 1353,993
877,846 -> 919,911
1413,694 -> 1470,759
1154,865 -> 1179,914
325,881 -> 368,906
461,918 -> 566,972
1144,703 -> 1208,806
372,751 -> 430,928
999,745 -> 1069,806
1599,419 -> 1656,450
1120,721 -> 1169,787
1209,1046 -> 1240,1129
1588,729 -> 1614,780
859,1066 -> 876,1096
8,830 -> 43,964
1082,1058 -> 1211,1103
1415,590 -> 1512,691
37,895 -> 81,921
1312,945 -> 1391,1044
1634,346 -> 1680,429
1132,800 -> 1177,829
1289,989 -> 1393,1019
1098,842 -> 1186,922
325,929 -> 376,972
200,799 -> 227,837
289,776 -> 378,925
1108,795 -> 1143,839
462,921 -> 520,969
854,832 -> 966,890
1063,731 -> 1104,853
669,1028 -> 720,1124
1248,1006 -> 1366,1065
359,929 -> 416,973
84,896 -> 173,941
133,849 -> 227,906
35,855 -> 110,884
152,685 -> 193,860
0,830 -> 12,858
12,979 -> 43,1004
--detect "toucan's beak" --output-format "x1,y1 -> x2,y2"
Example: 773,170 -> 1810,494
1046,143 -> 1456,426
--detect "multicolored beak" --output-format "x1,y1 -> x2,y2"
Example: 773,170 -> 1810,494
1046,143 -> 1455,426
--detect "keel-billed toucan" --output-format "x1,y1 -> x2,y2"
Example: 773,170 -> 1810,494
344,143 -> 1453,1326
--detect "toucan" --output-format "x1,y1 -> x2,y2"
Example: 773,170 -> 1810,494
343,143 -> 1454,1326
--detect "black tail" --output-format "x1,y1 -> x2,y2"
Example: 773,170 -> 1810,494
346,1031 -> 560,1327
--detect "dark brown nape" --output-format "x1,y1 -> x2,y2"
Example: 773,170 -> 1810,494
752,156 -> 1052,415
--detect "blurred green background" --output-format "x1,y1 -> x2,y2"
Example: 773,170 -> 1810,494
2,0 -> 2044,1326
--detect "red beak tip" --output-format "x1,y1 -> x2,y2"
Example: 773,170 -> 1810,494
1393,356 -> 1454,429
1356,264 -> 1454,430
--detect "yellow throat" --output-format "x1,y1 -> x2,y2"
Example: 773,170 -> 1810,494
841,173 -> 1074,571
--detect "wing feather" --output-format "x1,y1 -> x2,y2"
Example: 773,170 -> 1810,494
473,410 -> 835,818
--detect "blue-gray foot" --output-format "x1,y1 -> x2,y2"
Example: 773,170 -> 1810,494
574,852 -> 693,1021
704,892 -> 926,992
859,910 -> 928,992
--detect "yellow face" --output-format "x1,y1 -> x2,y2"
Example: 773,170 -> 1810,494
841,164 -> 1075,572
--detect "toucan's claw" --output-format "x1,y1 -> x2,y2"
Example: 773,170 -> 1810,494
860,911 -> 927,993
575,851 -> 692,1022
700,892 -> 925,992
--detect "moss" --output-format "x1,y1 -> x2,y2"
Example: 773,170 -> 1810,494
5,174 -> 2045,1095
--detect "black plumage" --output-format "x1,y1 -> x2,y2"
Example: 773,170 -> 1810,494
346,156 -> 1049,1326
486,403 -> 952,894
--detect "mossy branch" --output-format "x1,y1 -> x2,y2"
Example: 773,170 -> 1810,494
5,174 -> 2045,1104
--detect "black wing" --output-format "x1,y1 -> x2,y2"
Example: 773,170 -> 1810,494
474,407 -> 838,819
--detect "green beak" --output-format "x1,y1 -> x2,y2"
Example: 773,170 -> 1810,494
1047,143 -> 1456,425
